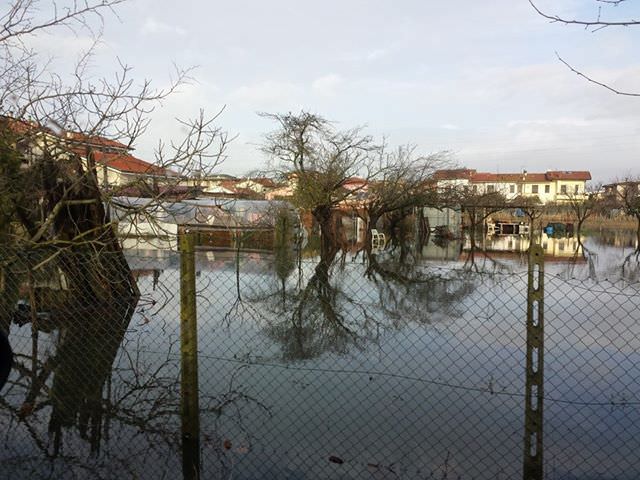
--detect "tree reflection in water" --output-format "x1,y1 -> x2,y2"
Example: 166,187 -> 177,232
1,257 -> 269,480
0,252 -> 178,478
259,224 -> 478,361
579,229 -> 640,284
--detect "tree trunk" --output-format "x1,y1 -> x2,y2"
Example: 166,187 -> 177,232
313,205 -> 339,274
468,210 -> 478,252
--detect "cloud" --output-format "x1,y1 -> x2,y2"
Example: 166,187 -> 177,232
506,118 -> 593,129
366,48 -> 390,61
23,33 -> 101,59
440,123 -> 460,130
228,80 -> 303,109
140,17 -> 186,36
312,74 -> 343,97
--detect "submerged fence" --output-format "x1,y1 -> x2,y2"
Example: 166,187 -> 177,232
1,238 -> 640,479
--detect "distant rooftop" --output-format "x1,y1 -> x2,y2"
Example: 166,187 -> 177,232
434,168 -> 591,182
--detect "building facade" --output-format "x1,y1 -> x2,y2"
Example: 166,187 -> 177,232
433,168 -> 591,204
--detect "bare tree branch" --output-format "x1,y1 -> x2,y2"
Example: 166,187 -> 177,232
530,1 -> 640,97
0,0 -> 127,43
529,0 -> 640,28
556,53 -> 640,97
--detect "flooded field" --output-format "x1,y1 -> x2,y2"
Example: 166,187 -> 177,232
2,230 -> 640,479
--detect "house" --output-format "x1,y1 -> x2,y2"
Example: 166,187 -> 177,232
180,173 -> 238,196
234,177 -> 277,195
265,184 -> 295,200
89,150 -> 177,190
178,174 -> 281,199
433,168 -> 592,204
2,115 -> 176,192
603,180 -> 640,199
265,174 -> 298,200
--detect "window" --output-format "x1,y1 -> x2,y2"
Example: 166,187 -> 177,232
545,185 -> 550,194
487,185 -> 495,193
510,184 -> 515,194
532,185 -> 539,194
560,184 -> 567,195
517,184 -> 523,194
472,185 -> 478,193
574,185 -> 579,194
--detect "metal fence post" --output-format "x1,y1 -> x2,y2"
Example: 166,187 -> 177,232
523,244 -> 544,480
180,230 -> 200,480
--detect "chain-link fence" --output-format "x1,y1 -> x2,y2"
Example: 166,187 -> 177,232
1,237 -> 639,479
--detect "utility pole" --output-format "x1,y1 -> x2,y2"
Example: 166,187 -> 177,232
180,230 -> 200,480
523,244 -> 544,480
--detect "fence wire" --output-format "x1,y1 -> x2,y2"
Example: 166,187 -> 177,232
1,239 -> 639,479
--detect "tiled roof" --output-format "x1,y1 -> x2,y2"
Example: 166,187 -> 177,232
343,177 -> 368,190
65,131 -> 131,150
92,151 -> 173,176
251,177 -> 277,188
434,169 -> 591,183
114,184 -> 201,199
1,116 -> 131,151
343,177 -> 367,184
433,169 -> 476,180
0,116 -> 40,136
544,171 -> 592,181
220,180 -> 240,192
471,173 -> 547,183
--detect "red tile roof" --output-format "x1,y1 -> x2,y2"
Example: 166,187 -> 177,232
343,177 -> 368,190
251,177 -> 277,188
0,116 -> 40,136
1,116 -> 132,151
471,173 -> 547,183
115,184 -> 201,199
91,151 -> 173,176
433,168 -> 476,180
434,169 -> 591,183
544,171 -> 592,181
65,131 -> 131,150
344,177 -> 367,184
220,180 -> 240,192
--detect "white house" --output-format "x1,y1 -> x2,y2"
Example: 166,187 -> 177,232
433,168 -> 591,204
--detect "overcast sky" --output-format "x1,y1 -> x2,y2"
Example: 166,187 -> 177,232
37,0 -> 640,183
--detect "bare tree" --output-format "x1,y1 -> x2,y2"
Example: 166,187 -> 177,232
564,183 -> 602,238
610,178 -> 640,250
364,144 -> 447,263
0,0 -> 229,462
261,111 -> 377,270
449,186 -> 508,257
0,0 -> 229,271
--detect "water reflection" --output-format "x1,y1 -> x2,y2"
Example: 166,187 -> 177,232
0,249 -> 173,479
465,234 -> 585,260
2,224 -> 640,479
591,229 -> 639,250
253,230 -> 479,362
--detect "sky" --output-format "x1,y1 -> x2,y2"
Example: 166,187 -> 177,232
26,0 -> 640,183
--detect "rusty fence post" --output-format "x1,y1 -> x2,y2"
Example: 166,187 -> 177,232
523,244 -> 544,480
180,230 -> 200,480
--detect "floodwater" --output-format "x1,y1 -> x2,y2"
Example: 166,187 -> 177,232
2,230 -> 640,479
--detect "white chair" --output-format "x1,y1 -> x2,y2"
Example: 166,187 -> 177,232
371,229 -> 386,250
